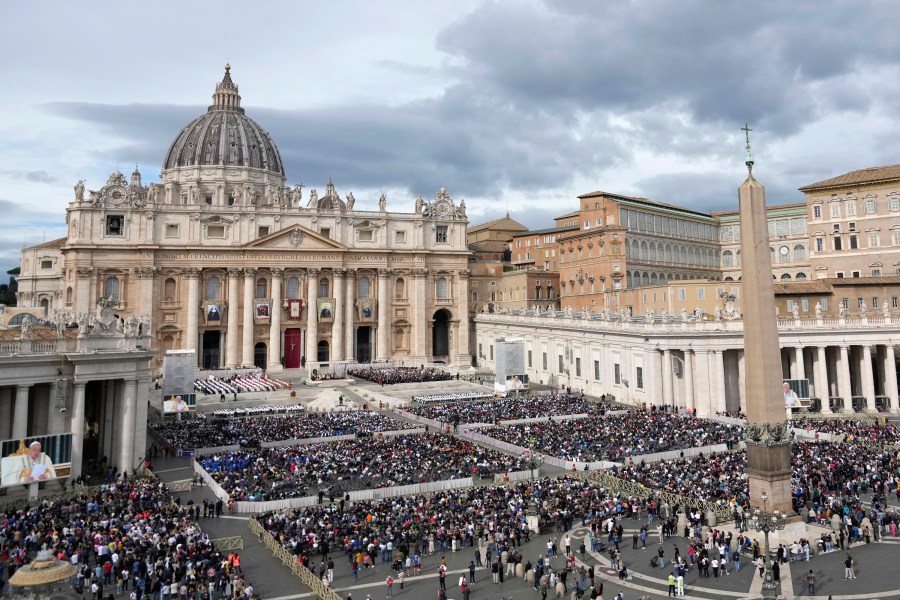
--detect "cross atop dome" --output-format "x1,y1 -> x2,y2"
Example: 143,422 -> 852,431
211,64 -> 242,113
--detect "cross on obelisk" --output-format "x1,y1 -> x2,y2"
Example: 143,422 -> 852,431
737,124 -> 794,515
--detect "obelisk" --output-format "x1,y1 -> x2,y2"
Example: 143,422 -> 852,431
738,125 -> 793,515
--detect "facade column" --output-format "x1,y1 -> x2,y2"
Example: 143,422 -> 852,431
683,350 -> 695,414
268,269 -> 284,370
70,382 -> 86,479
648,349 -> 663,406
885,344 -> 899,412
794,347 -> 806,381
376,269 -> 391,360
241,268 -> 256,367
661,349 -> 673,407
816,346 -> 832,413
737,350 -> 747,413
184,268 -> 201,360
306,268 -> 319,366
225,268 -> 241,368
12,384 -> 30,439
344,271 -> 356,361
713,350 -> 727,413
412,268 -> 428,360
0,388 -> 11,439
133,378 -> 150,468
694,350 -> 711,417
838,344 -> 853,412
332,270 -> 345,362
136,267 -> 157,338
457,269 -> 471,366
75,267 -> 93,315
118,379 -> 137,474
862,345 -> 877,412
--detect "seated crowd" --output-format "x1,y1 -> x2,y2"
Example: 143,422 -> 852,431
153,411 -> 415,449
407,393 -> 607,423
347,366 -> 453,385
411,391 -> 494,404
195,373 -> 290,395
791,416 -> 900,445
197,433 -> 528,501
0,476 -> 257,600
483,412 -> 743,462
210,404 -> 306,418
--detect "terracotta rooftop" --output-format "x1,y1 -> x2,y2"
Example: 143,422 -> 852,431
467,215 -> 528,234
773,281 -> 833,295
512,225 -> 579,238
799,164 -> 900,192
24,237 -> 66,250
578,190 -> 714,219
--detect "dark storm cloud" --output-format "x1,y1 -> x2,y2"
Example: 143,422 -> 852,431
0,170 -> 60,184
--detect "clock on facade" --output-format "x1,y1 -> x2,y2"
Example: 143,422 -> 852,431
780,246 -> 789,256
108,186 -> 127,204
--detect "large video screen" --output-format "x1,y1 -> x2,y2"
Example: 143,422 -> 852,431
783,379 -> 810,407
163,393 -> 197,414
0,433 -> 72,487
506,374 -> 529,391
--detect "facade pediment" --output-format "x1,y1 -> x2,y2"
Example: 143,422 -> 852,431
245,225 -> 346,251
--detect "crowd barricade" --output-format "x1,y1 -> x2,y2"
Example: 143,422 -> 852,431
192,460 -> 230,503
392,408 -> 443,430
346,477 -> 473,501
586,470 -> 735,523
493,470 -> 533,483
705,414 -> 746,426
249,517 -> 344,600
261,435 -> 356,448
235,495 -> 320,514
498,413 -> 589,426
791,428 -> 844,443
540,455 -> 621,471
380,428 -> 426,437
623,443 -> 734,464
192,444 -> 242,456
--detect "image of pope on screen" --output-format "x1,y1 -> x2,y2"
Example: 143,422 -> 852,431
17,441 -> 57,483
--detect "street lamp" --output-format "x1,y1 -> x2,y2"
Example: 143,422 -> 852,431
747,490 -> 787,600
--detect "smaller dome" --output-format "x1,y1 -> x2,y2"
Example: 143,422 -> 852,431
163,66 -> 284,176
310,178 -> 346,210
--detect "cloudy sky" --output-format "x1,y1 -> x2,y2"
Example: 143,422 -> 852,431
1,0 -> 898,275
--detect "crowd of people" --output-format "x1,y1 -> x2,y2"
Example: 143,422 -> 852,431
194,373 -> 290,395
791,416 -> 900,445
347,366 -> 453,385
197,433 -> 528,501
411,392 -> 494,404
406,393 -> 607,424
210,405 -> 306,418
153,411 -> 414,449
483,412 -> 743,462
0,476 -> 258,600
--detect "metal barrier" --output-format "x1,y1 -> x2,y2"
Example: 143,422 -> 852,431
168,479 -> 194,492
211,536 -> 244,551
585,471 -> 734,523
248,517 -> 343,600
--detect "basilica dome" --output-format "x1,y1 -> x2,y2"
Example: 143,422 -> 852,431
163,65 -> 284,177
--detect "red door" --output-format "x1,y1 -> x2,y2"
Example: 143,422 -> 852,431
284,329 -> 302,368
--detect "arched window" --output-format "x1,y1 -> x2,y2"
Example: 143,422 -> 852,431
256,278 -> 268,298
104,277 -> 120,302
206,276 -> 221,300
164,278 -> 177,302
395,278 -> 406,299
781,273 -> 792,279
722,250 -> 734,267
795,272 -> 807,280
436,277 -> 449,299
40,297 -> 49,314
318,278 -> 329,298
287,276 -> 300,299
66,287 -> 73,304
735,250 -> 741,266
358,276 -> 371,299
793,244 -> 806,262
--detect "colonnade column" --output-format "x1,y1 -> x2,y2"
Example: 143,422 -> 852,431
376,269 -> 391,360
457,269 -> 471,366
683,350 -> 695,414
118,379 -> 137,474
885,344 -> 899,412
648,347 -> 663,406
838,344 -> 852,412
344,272 -> 355,361
412,269 -> 428,360
737,350 -> 747,414
661,349 -> 673,407
709,350 -> 726,413
136,267 -> 157,338
862,345 -> 877,412
12,384 -> 29,439
794,347 -> 806,381
816,346 -> 832,413
332,270 -> 345,362
184,268 -> 201,358
306,268 -> 319,366
0,388 -> 11,440
70,382 -> 86,479
694,350 -> 711,417
241,268 -> 256,367
226,268 -> 241,368
268,269 -> 283,370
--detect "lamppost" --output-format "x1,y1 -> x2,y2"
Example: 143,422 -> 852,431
747,490 -> 786,600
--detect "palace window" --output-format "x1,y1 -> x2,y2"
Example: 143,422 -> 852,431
318,278 -> 329,298
865,198 -> 877,214
436,277 -> 449,299
358,276 -> 371,299
104,277 -> 120,302
287,277 -> 300,299
256,278 -> 267,298
435,226 -> 448,243
206,277 -> 221,300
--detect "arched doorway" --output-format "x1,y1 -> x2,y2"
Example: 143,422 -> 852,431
317,340 -> 330,363
432,309 -> 451,358
254,342 -> 267,369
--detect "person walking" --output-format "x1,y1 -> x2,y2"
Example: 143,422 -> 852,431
385,575 -> 393,598
845,555 -> 856,579
676,572 -> 685,597
807,570 -> 816,595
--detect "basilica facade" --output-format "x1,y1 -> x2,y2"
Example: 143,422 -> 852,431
17,66 -> 472,371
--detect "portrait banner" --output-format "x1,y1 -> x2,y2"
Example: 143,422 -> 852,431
1,433 -> 73,487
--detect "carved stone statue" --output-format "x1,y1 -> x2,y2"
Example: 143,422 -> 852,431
291,185 -> 302,206
839,304 -> 846,318
147,184 -> 160,204
74,180 -> 85,202
644,308 -> 654,322
860,303 -> 867,316
123,315 -> 140,337
884,301 -> 891,318
415,195 -> 424,213
19,315 -> 34,340
346,192 -> 355,210
309,189 -> 318,207
378,193 -> 387,212
791,303 -> 800,319
680,307 -> 689,321
714,306 -> 722,321
77,313 -> 92,337
815,302 -> 822,318
234,187 -> 244,205
89,190 -> 100,204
